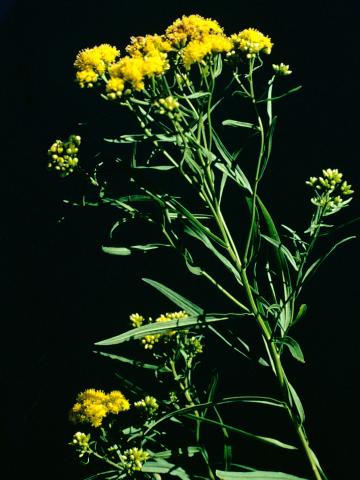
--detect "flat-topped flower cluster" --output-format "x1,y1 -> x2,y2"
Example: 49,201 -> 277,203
73,14 -> 273,99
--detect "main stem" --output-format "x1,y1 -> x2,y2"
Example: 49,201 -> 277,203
214,206 -> 324,480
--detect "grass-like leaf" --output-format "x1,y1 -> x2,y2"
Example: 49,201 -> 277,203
216,470 -> 308,479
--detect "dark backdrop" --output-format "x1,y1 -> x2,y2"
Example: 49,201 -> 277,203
0,1 -> 359,478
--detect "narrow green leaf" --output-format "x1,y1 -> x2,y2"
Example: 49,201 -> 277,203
101,246 -> 131,256
293,304 -> 307,326
261,234 -> 299,271
276,336 -> 305,363
142,277 -> 203,315
184,414 -> 297,450
302,236 -> 356,284
93,350 -> 158,370
222,119 -> 256,129
216,470 -> 308,479
95,314 -> 227,346
135,165 -> 175,171
287,381 -> 305,424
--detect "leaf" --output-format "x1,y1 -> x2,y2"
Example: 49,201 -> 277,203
93,350 -> 159,370
102,244 -> 169,256
287,381 -> 305,424
101,246 -> 131,256
142,278 -> 203,315
184,414 -> 297,450
222,119 -> 256,129
293,304 -> 307,326
212,130 -> 252,193
216,470 -> 308,479
301,236 -> 356,284
276,336 -> 305,363
135,165 -> 175,171
95,314 -> 227,346
142,460 -> 191,479
261,234 -> 299,271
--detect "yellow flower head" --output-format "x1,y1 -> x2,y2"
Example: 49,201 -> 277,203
231,28 -> 273,58
126,34 -> 172,57
165,14 -> 223,47
69,388 -> 130,428
306,168 -> 354,213
106,391 -> 131,414
106,77 -> 125,99
130,313 -> 145,328
109,51 -> 168,92
182,33 -> 233,69
47,134 -> 80,177
76,69 -> 99,88
74,44 -> 120,74
121,448 -> 150,472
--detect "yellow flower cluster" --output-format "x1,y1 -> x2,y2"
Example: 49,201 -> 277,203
272,62 -> 292,76
74,44 -> 120,87
129,310 -> 189,349
71,432 -> 91,458
306,168 -> 354,211
154,95 -> 180,118
231,28 -> 273,58
120,447 -> 150,472
74,15 -> 274,100
125,34 -> 172,57
183,33 -> 233,69
69,389 -> 130,428
134,395 -> 159,416
47,134 -> 80,177
165,14 -> 223,47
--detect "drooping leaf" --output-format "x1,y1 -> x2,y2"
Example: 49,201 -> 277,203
216,470 -> 308,479
93,350 -> 159,370
276,336 -> 305,363
261,234 -> 299,271
183,414 -> 297,450
101,246 -> 131,256
142,277 -> 203,315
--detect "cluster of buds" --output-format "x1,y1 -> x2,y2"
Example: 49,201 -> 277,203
47,134 -> 81,177
134,395 -> 159,416
120,447 -> 150,472
306,168 -> 354,214
153,96 -> 181,120
272,62 -> 292,76
187,336 -> 203,356
70,432 -> 91,458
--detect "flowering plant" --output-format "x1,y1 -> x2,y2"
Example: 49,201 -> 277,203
48,14 -> 356,480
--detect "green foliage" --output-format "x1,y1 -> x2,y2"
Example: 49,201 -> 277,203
49,13 -> 357,480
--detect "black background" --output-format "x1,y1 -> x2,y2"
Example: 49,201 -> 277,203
0,1 -> 359,478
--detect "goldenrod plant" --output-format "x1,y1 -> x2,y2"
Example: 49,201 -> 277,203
49,14 -> 357,480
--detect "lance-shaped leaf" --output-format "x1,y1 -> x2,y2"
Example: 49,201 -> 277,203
102,243 -> 169,256
222,119 -> 257,129
93,350 -> 159,370
276,336 -> 305,363
261,234 -> 299,271
216,470 -> 308,479
95,314 -> 227,346
142,277 -> 203,315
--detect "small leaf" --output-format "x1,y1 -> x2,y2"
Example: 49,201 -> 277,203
222,119 -> 256,129
293,304 -> 307,326
216,470 -> 308,479
276,336 -> 305,363
101,246 -> 131,256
